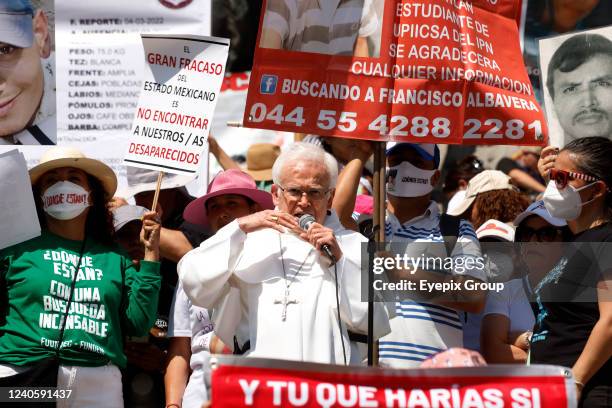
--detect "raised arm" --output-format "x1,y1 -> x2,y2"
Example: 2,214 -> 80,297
332,141 -> 373,231
122,211 -> 162,335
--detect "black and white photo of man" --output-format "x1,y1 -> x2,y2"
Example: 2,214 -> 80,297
544,32 -> 612,145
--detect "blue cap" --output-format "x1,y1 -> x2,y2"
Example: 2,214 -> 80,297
0,0 -> 34,48
386,142 -> 440,167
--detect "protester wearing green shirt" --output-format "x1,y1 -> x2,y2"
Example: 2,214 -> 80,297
0,147 -> 161,407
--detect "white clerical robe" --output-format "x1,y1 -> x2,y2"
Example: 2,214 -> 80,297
179,211 -> 389,365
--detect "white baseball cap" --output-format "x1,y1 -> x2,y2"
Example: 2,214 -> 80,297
476,219 -> 515,242
513,200 -> 566,227
0,0 -> 34,48
112,205 -> 148,231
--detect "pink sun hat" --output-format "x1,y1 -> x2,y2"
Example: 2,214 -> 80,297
183,169 -> 274,227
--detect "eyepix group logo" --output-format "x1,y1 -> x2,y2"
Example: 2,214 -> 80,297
260,75 -> 278,95
159,0 -> 193,9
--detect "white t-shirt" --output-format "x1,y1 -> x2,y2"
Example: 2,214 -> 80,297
483,278 -> 535,333
168,282 -> 215,408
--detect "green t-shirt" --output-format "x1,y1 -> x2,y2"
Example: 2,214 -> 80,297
0,231 -> 161,368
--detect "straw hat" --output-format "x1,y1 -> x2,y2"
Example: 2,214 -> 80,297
29,146 -> 117,198
245,143 -> 280,181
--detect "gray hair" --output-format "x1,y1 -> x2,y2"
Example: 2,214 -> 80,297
272,142 -> 338,188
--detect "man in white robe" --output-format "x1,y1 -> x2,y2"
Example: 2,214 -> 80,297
179,142 -> 388,365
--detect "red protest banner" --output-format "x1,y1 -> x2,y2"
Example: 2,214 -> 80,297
244,0 -> 546,146
211,357 -> 575,407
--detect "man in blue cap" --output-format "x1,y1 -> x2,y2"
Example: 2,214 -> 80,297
0,0 -> 55,145
332,142 -> 487,366
337,142 -> 483,368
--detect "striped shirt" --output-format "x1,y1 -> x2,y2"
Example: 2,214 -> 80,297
262,0 -> 378,55
379,202 -> 486,368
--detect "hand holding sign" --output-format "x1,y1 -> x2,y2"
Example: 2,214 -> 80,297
141,211 -> 161,262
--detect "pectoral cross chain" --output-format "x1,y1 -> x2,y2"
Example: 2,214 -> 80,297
274,288 -> 299,321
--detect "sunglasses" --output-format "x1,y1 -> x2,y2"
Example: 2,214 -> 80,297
549,168 -> 598,189
517,226 -> 562,242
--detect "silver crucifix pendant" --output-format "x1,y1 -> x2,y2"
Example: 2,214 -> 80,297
274,287 -> 298,321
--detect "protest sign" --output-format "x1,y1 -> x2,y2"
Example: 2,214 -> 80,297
123,34 -> 229,175
210,356 -> 575,408
54,0 -> 211,139
522,1 -> 612,105
0,150 -> 41,250
209,72 -> 293,175
539,26 -> 612,148
1,0 -> 212,196
244,0 -> 547,146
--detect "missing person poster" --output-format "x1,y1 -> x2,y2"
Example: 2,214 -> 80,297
11,0 -> 212,195
539,25 -> 612,148
0,0 -> 56,146
521,1 -> 612,104
244,0 -> 547,146
124,34 -> 229,175
210,356 -> 575,407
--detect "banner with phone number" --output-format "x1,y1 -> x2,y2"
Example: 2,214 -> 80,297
244,0 -> 547,146
210,357 -> 575,407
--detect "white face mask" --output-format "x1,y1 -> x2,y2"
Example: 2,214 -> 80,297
542,180 -> 597,221
386,161 -> 435,198
41,181 -> 91,220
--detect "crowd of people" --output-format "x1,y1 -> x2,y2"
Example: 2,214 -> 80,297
0,133 -> 610,407
1,1 -> 611,407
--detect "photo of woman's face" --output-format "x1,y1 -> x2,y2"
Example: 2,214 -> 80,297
0,10 -> 50,138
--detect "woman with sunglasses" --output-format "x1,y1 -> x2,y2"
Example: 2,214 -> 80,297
533,136 -> 612,407
480,201 -> 568,364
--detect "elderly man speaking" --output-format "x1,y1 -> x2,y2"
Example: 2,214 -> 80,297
179,142 -> 385,365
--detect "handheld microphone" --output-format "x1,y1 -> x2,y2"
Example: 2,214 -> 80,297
298,214 -> 335,261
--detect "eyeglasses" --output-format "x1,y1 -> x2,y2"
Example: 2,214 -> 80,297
279,186 -> 330,201
517,226 -> 562,242
549,168 -> 598,189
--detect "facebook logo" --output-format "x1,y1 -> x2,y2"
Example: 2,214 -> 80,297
260,75 -> 278,94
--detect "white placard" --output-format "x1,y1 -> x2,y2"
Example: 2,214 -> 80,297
0,150 -> 41,249
124,34 -> 229,175
3,0 -> 212,196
